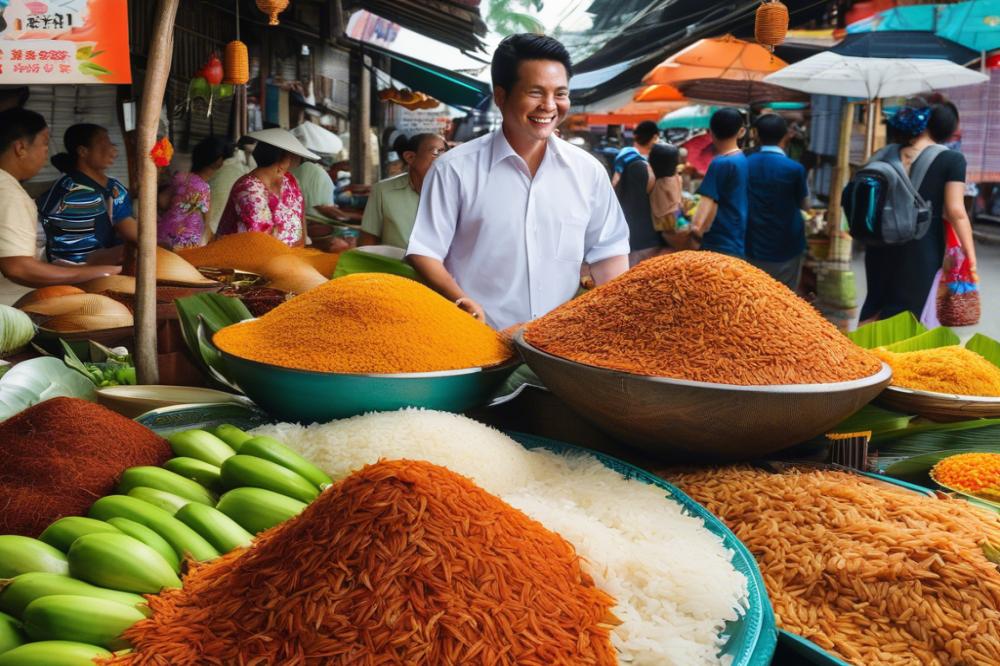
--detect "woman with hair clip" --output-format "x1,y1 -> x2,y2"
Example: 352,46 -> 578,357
359,133 -> 447,249
860,102 -> 977,322
38,123 -> 138,266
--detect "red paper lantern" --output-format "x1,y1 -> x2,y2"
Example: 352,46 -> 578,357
987,53 -> 1000,70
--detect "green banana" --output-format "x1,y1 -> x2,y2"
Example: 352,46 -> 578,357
0,640 -> 111,665
126,487 -> 190,515
105,518 -> 180,573
213,423 -> 253,451
0,611 -> 25,655
118,466 -> 216,505
240,435 -> 332,488
67,533 -> 180,595
39,517 -> 122,553
0,573 -> 145,619
0,537 -> 69,578
175,503 -> 253,554
216,487 -> 307,534
23,595 -> 144,651
162,457 -> 223,492
167,429 -> 236,467
88,495 -> 219,562
221,455 -> 319,503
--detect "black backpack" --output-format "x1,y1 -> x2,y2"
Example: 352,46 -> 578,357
842,144 -> 946,246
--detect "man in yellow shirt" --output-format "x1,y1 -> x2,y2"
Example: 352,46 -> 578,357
0,108 -> 120,305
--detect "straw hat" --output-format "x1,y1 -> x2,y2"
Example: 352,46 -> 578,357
247,128 -> 320,161
155,247 -> 219,286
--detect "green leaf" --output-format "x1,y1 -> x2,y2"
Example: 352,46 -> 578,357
874,418 -> 1000,446
884,326 -> 960,353
0,357 -> 97,421
60,339 -> 97,386
847,312 -> 926,349
830,404 -> 915,435
967,334 -> 1000,370
332,249 -> 420,281
175,293 -> 252,389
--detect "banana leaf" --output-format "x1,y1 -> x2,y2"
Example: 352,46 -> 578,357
332,249 -> 419,281
830,404 -> 915,435
884,326 -> 959,352
174,293 -> 252,390
847,312 -> 926,349
967,333 -> 1000,370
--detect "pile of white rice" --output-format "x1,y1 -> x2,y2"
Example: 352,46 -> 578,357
253,410 -> 748,665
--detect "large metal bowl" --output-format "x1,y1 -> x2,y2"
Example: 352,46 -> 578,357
202,321 -> 518,423
514,331 -> 892,461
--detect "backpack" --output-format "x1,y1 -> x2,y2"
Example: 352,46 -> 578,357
842,144 -> 947,246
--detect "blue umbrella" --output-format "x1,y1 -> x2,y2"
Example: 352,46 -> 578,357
846,5 -> 942,34
846,1 -> 1000,53
832,31 -> 978,65
937,0 -> 1000,53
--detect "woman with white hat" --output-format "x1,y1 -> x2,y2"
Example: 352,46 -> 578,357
216,128 -> 319,246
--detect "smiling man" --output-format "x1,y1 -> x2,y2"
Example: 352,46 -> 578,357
406,34 -> 630,330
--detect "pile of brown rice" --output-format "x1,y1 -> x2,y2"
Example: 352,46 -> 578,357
664,466 -> 1000,666
525,251 -> 881,385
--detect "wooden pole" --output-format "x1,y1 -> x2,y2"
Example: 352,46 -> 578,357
349,45 -> 372,184
827,100 -> 855,235
134,0 -> 180,385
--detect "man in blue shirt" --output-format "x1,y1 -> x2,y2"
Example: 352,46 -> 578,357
746,113 -> 809,290
691,108 -> 748,257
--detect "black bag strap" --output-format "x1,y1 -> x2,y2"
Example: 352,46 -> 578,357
909,144 -> 947,192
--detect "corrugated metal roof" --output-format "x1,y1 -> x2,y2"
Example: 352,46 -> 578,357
345,0 -> 488,53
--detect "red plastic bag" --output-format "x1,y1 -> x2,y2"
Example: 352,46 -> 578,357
936,222 -> 980,327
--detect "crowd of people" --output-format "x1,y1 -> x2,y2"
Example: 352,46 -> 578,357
607,100 -> 977,321
0,30 -> 980,333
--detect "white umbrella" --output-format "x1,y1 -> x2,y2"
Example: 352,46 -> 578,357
763,52 -> 988,99
291,122 -> 344,156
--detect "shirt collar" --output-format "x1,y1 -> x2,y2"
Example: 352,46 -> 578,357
760,145 -> 785,155
490,128 -> 569,170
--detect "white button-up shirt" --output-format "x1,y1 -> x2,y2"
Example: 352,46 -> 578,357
407,129 -> 629,330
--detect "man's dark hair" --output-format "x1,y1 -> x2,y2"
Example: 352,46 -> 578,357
755,113 -> 788,146
709,108 -> 744,141
633,120 -> 660,146
0,108 -> 47,155
929,102 -> 959,144
491,33 -> 572,93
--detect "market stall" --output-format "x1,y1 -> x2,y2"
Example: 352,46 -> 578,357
4,247 -> 1000,665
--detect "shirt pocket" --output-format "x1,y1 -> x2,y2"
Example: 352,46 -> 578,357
555,216 -> 588,264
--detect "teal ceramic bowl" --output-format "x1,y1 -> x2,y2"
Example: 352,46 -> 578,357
203,322 -> 518,423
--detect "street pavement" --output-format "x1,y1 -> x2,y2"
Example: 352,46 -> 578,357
852,242 -> 1000,339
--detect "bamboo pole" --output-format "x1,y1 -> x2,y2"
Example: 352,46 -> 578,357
134,0 -> 180,384
827,100 -> 854,235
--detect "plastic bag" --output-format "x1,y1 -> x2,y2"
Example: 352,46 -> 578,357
920,269 -> 942,328
937,222 -> 980,327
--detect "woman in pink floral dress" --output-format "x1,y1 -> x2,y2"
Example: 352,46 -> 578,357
217,129 -> 317,247
157,137 -> 230,249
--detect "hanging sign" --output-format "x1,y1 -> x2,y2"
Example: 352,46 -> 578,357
0,0 -> 131,84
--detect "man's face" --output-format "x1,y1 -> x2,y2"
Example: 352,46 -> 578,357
19,127 -> 50,178
495,59 -> 570,144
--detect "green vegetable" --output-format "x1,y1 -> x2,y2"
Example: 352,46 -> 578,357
0,640 -> 111,665
0,357 -> 96,422
23,595 -> 144,650
0,305 -> 34,355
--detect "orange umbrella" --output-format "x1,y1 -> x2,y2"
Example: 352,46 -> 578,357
633,84 -> 686,102
643,35 -> 788,86
584,100 -> 687,128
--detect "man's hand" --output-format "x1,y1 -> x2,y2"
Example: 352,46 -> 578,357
456,297 -> 486,323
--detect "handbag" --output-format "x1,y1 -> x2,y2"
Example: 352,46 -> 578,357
936,221 -> 980,327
